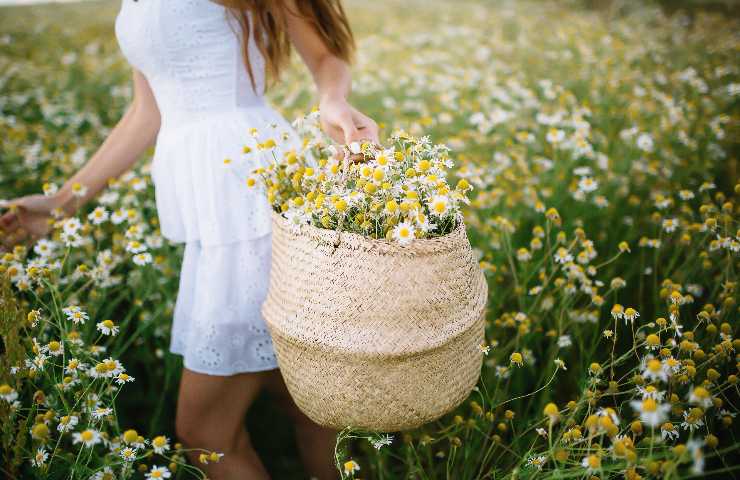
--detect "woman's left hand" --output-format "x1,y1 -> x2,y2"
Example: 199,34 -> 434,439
319,96 -> 379,146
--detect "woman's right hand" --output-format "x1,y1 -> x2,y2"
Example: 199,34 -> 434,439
0,194 -> 60,250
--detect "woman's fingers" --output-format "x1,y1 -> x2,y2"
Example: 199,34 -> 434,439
337,111 -> 362,145
352,112 -> 380,144
0,210 -> 18,230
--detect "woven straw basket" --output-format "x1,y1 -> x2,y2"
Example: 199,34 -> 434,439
262,212 -> 488,431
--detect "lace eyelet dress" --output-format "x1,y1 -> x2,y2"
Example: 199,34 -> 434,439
115,0 -> 298,375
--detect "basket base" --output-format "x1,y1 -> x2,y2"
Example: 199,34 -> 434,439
271,313 -> 485,431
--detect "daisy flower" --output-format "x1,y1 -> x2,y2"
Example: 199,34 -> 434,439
151,435 -> 170,454
125,240 -> 146,254
661,422 -> 679,441
96,320 -> 119,336
526,455 -> 547,470
62,306 -> 89,325
120,447 -> 138,462
429,195 -> 450,217
681,410 -> 705,432
31,447 -> 48,467
688,386 -> 713,408
57,415 -> 79,433
91,407 -> 113,420
87,207 -> 109,225
392,221 -> 415,245
145,465 -> 172,479
0,384 -> 19,403
370,434 -> 394,450
581,454 -> 601,473
553,247 -> 573,264
642,358 -> 670,383
343,460 -> 360,476
630,398 -> 671,427
578,176 -> 598,192
133,252 -> 153,266
73,429 -> 102,448
89,467 -> 116,480
116,373 -> 135,385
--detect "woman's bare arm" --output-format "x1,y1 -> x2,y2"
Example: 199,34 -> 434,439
55,69 -> 161,215
0,69 -> 161,248
283,1 -> 378,145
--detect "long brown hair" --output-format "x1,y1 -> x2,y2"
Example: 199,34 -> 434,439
214,0 -> 355,90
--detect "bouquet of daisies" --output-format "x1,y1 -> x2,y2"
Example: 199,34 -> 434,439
248,111 -> 473,244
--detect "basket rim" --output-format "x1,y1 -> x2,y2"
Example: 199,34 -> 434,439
271,210 -> 468,255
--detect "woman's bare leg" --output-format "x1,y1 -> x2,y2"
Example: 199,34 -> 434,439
263,370 -> 339,480
175,368 -> 271,480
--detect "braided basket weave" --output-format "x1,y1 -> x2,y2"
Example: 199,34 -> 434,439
262,212 -> 488,431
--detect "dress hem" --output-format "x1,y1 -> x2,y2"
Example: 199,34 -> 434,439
169,348 -> 280,376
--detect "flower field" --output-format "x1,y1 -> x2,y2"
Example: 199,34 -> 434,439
1,0 -> 739,478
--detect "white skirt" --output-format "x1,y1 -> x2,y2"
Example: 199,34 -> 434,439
169,233 -> 279,375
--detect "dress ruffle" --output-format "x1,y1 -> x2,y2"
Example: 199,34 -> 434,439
151,105 -> 299,246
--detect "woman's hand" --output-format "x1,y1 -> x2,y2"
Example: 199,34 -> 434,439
319,96 -> 379,146
0,194 -> 61,250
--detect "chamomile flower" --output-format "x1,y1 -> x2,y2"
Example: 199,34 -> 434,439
370,434 -> 394,450
554,247 -> 573,264
392,221 -> 415,245
87,207 -> 109,225
145,466 -> 172,479
343,460 -> 360,476
151,435 -> 170,454
630,398 -> 671,427
642,358 -> 670,383
581,454 -> 601,473
73,429 -> 102,447
31,447 -> 48,467
661,422 -> 679,441
429,195 -> 450,217
578,176 -> 598,192
132,252 -> 153,266
121,447 -> 138,461
688,386 -> 713,408
62,306 -> 89,325
91,407 -> 113,420
0,384 -> 19,403
57,415 -> 79,433
96,320 -> 119,336
526,455 -> 547,470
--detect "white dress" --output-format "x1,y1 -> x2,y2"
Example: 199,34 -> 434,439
115,0 -> 299,375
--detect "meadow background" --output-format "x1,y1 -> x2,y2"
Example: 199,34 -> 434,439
1,0 -> 739,478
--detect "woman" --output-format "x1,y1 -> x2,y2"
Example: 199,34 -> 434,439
0,0 -> 379,478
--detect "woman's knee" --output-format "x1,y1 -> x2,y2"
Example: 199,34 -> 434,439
174,407 -> 205,447
175,369 -> 264,449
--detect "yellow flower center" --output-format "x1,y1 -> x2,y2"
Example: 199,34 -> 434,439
123,430 -> 139,443
693,387 -> 709,399
153,436 -> 167,448
642,398 -> 657,412
32,423 -> 49,439
647,359 -> 662,373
